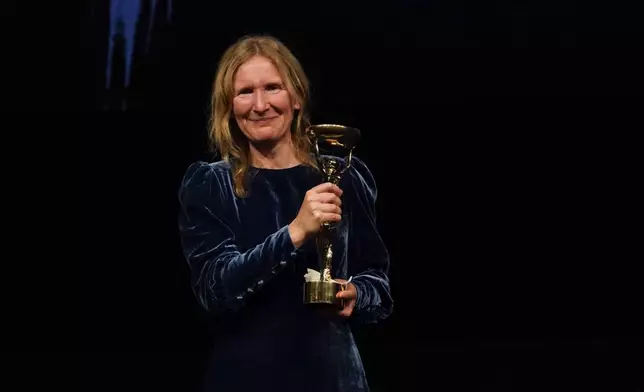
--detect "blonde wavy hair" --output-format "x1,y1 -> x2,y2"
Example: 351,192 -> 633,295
209,35 -> 318,198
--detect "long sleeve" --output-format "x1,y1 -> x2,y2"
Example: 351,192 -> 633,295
345,157 -> 394,324
177,162 -> 298,314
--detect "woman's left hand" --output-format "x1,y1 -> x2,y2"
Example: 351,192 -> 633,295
335,278 -> 357,318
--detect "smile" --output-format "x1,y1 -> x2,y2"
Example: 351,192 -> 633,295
250,116 -> 278,122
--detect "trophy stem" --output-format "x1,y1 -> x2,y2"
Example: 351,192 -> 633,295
318,227 -> 334,283
303,204 -> 343,307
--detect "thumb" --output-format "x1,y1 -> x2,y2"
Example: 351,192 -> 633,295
336,287 -> 356,300
336,290 -> 353,299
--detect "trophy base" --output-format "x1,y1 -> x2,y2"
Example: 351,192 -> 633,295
304,281 -> 343,307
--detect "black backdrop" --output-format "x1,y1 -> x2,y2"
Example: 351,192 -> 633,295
79,1 -> 642,391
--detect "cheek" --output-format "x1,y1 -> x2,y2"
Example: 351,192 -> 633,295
275,95 -> 298,113
232,99 -> 250,117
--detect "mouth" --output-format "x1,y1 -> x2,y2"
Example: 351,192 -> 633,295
250,116 -> 278,123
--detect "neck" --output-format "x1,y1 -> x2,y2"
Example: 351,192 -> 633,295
248,136 -> 301,169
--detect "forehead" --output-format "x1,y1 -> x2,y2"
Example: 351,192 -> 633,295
234,56 -> 283,86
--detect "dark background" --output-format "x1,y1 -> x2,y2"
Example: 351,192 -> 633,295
78,1 -> 642,391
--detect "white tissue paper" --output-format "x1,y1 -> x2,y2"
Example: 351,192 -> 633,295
303,268 -> 344,286
304,268 -> 321,282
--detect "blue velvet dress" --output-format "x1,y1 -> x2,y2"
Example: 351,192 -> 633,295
177,155 -> 393,392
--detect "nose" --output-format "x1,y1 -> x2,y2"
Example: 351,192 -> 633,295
252,90 -> 269,113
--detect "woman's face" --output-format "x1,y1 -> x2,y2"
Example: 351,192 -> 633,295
232,55 -> 300,146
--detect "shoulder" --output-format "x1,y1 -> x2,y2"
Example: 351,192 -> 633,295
347,156 -> 375,186
178,160 -> 233,204
181,160 -> 231,183
345,156 -> 377,198
324,155 -> 377,205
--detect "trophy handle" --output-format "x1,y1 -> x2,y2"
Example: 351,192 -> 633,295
307,124 -> 359,179
342,148 -> 355,175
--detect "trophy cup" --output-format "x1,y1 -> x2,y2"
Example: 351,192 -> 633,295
303,124 -> 361,308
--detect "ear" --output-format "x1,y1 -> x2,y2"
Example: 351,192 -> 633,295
294,101 -> 301,110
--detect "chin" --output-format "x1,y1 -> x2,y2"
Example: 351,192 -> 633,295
249,125 -> 289,142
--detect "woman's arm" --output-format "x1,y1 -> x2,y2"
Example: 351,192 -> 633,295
345,157 -> 394,324
178,162 -> 299,313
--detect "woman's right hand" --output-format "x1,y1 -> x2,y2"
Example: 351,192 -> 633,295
288,182 -> 343,248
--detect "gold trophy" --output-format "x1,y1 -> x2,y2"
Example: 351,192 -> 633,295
303,124 -> 361,307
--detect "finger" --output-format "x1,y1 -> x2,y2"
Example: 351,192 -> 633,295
313,206 -> 342,223
319,212 -> 342,223
312,182 -> 343,197
312,192 -> 342,206
305,193 -> 341,209
307,192 -> 341,206
314,202 -> 342,215
338,300 -> 356,317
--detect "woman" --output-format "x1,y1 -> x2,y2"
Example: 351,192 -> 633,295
178,34 -> 393,392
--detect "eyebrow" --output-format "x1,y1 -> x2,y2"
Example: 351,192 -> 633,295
235,80 -> 284,92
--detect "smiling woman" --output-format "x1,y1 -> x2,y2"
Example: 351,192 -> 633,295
177,35 -> 393,392
207,35 -> 319,197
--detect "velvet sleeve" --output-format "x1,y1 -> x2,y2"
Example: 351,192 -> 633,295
345,157 -> 394,324
177,162 -> 298,314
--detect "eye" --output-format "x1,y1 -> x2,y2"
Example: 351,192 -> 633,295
237,87 -> 253,95
265,84 -> 282,94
